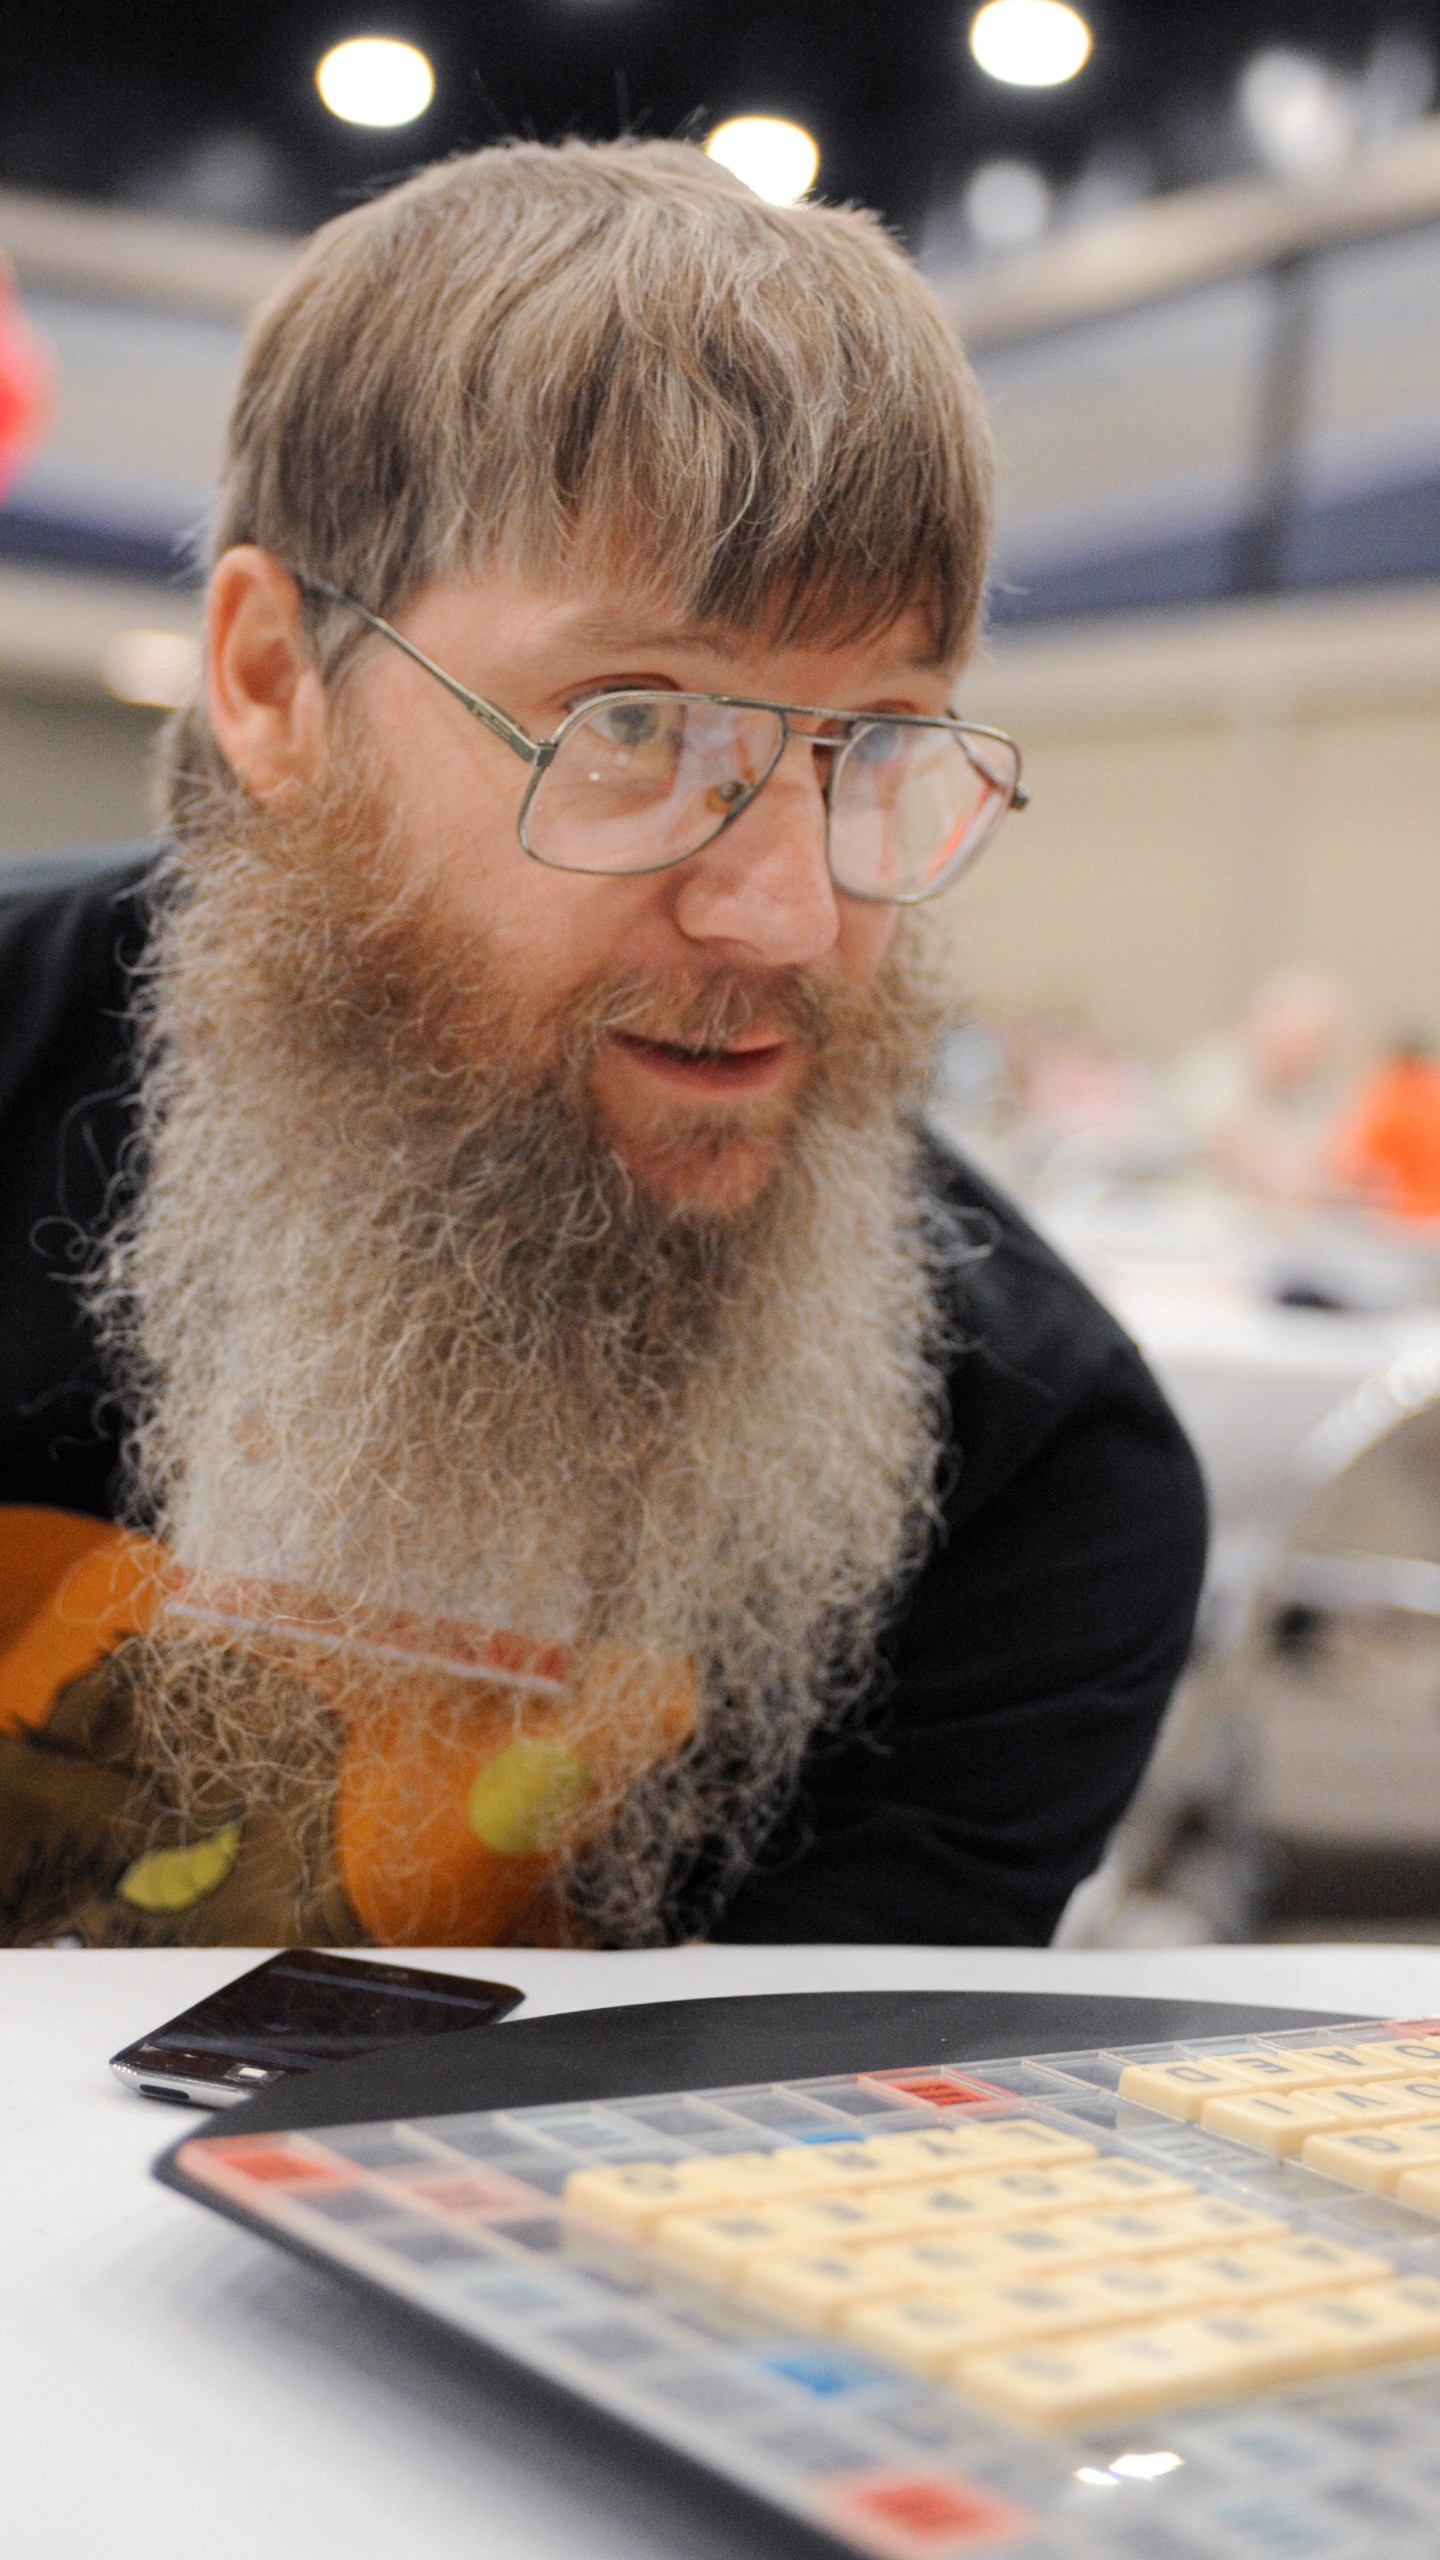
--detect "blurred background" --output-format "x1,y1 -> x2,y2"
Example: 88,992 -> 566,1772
6,0 -> 1440,1947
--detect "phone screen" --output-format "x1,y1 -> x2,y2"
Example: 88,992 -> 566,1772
112,1948 -> 523,2098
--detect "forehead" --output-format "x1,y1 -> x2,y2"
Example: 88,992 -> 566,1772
556,593 -> 950,674
406,567 -> 957,690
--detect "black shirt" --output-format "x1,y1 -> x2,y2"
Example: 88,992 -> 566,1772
0,852 -> 1207,1945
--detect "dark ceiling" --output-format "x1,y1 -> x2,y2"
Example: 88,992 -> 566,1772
7,1 -> 1440,249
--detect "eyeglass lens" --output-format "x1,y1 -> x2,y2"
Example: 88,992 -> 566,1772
521,696 -> 1017,901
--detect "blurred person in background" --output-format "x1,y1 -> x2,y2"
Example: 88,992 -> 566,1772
0,139 -> 1204,1951
1336,1035 -> 1440,1223
1005,1003 -> 1154,1179
1169,966 -> 1361,1206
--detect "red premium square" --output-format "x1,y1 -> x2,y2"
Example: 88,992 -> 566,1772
185,2139 -> 349,2186
830,2470 -> 1031,2555
877,2075 -> 1006,2110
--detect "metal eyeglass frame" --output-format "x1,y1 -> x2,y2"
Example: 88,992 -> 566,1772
307,579 -> 1028,905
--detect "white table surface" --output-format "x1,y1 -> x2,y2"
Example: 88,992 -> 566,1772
11,1939 -> 1440,2560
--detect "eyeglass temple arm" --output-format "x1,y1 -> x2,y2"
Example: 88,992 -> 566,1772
306,581 -> 545,767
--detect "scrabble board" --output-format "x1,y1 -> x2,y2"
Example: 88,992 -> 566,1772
163,2014 -> 1440,2558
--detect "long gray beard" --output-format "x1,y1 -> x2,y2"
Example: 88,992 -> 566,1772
92,768 -> 952,1942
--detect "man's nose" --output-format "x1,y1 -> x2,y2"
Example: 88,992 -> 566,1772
668,735 -> 840,968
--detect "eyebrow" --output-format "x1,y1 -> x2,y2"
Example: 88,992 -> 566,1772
550,611 -> 945,676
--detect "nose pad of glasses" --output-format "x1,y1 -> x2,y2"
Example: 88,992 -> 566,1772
704,777 -> 752,818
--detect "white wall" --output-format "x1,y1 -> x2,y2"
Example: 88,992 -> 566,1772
0,684 -> 160,857
959,579 -> 1440,1052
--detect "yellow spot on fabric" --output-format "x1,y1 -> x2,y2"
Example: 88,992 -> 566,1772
117,1822 -> 243,1913
467,1740 -> 591,1855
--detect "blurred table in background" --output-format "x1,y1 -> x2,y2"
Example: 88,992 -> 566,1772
1013,1172 -> 1440,1589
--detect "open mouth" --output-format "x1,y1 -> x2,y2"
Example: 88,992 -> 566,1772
612,1032 -> 792,1092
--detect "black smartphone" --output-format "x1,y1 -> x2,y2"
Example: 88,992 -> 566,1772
109,1947 -> 524,2106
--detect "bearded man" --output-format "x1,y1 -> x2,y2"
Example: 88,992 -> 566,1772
0,139 -> 1205,1949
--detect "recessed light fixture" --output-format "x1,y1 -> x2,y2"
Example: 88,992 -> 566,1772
969,0 -> 1092,88
315,36 -> 436,129
704,116 -> 820,205
99,627 -> 200,710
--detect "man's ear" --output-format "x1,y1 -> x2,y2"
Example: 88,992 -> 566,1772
206,547 -> 330,796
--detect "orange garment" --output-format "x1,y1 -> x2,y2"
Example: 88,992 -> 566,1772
1337,1058 -> 1440,1222
0,1504 -> 696,1944
0,1506 -> 162,1721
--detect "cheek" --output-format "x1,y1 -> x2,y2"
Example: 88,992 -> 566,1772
834,900 -> 898,986
417,797 -> 661,1011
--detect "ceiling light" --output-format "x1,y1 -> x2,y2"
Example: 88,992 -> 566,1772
316,36 -> 435,128
1110,2452 -> 1184,2482
99,628 -> 200,710
1238,49 -> 1356,181
970,1 -> 1092,88
964,158 -> 1052,252
704,116 -> 819,205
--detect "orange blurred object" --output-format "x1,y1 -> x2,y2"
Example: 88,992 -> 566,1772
0,262 -> 52,498
1337,1051 -> 1440,1222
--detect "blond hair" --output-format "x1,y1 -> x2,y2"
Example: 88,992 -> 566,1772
187,141 -> 989,742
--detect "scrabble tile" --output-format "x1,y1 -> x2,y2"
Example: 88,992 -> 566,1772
1250,2233 -> 1395,2293
966,2118 -> 1096,2170
1117,2057 -> 1262,2119
1395,2157 -> 1440,2218
969,2276 -> 1117,2341
563,2160 -> 726,2238
740,2247 -> 911,2329
650,2203 -> 812,2280
1198,2090 -> 1351,2156
1306,2083 -> 1437,2129
842,2291 -> 1025,2376
1120,2194 -> 1289,2253
898,2181 -> 1033,2241
1265,2279 -> 1440,2375
1067,2157 -> 1196,2209
1178,2248 -> 1312,2309
976,2217 -> 1115,2279
1176,2238 -> 1391,2312
853,2125 -> 1010,2180
774,2141 -> 937,2198
1381,2075 -> 1440,2113
1122,2314 -> 1311,2385
782,2192 -> 922,2250
941,2165 -> 1099,2220
1031,2204 -> 1182,2261
860,2121 -> 1035,2177
1279,2041 -> 1423,2083
666,2150 -> 830,2205
1332,2038 -> 1440,2079
954,2315 -> 1261,2427
947,2334 -> 1131,2428
1060,2256 -> 1207,2328
860,2232 -> 1009,2293
1203,2050 -> 1340,2095
1300,2121 -> 1440,2194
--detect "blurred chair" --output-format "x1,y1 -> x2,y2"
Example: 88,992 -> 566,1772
1241,1348 -> 1440,1926
1058,1343 -> 1440,1946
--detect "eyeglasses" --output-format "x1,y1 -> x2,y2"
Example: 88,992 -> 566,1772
310,582 -> 1027,906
